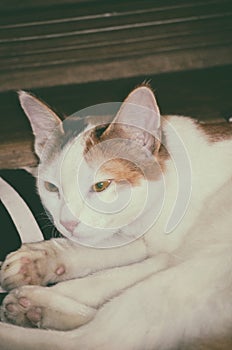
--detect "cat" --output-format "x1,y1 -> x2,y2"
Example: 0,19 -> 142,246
0,85 -> 232,350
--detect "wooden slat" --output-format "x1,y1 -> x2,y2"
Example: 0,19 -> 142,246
1,22 -> 231,69
0,138 -> 37,169
1,17 -> 231,57
0,0 -> 101,11
0,0 -> 231,91
1,45 -> 232,93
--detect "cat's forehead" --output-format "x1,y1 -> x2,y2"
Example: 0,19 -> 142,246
60,125 -> 114,179
60,115 -> 114,150
40,115 -> 108,165
59,135 -> 93,189
60,118 -> 110,167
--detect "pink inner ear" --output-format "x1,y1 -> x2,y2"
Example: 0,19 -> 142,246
19,91 -> 62,137
110,86 -> 161,143
18,91 -> 64,158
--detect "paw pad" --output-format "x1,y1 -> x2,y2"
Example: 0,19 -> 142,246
26,307 -> 42,324
55,265 -> 65,276
18,297 -> 31,308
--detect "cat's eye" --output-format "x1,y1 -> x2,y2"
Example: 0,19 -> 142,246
44,181 -> 59,193
92,180 -> 111,192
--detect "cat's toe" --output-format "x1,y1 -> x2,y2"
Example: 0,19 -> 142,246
1,288 -> 43,328
0,246 -> 49,290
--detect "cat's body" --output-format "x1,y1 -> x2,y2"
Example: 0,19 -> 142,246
0,86 -> 232,350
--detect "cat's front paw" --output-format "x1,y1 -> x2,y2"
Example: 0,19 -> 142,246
1,287 -> 43,328
1,285 -> 96,330
0,243 -> 65,291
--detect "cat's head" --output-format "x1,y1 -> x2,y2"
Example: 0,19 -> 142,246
19,86 -> 168,247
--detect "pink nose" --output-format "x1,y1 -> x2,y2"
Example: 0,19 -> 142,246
60,220 -> 77,233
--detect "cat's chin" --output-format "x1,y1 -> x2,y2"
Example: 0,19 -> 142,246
58,225 -> 136,248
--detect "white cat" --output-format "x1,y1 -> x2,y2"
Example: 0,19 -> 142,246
0,86 -> 232,350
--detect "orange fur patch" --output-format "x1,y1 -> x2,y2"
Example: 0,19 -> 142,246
101,159 -> 144,186
83,127 -> 169,184
198,121 -> 232,142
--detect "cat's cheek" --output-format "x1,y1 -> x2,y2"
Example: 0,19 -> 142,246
40,194 -> 61,231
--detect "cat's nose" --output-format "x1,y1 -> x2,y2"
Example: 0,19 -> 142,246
60,220 -> 78,233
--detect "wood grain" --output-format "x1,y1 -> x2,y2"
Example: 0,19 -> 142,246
0,0 -> 231,91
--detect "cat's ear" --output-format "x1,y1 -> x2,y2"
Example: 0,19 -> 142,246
105,86 -> 161,154
18,91 -> 63,158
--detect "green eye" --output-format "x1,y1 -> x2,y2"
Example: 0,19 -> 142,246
44,181 -> 59,193
92,180 -> 111,192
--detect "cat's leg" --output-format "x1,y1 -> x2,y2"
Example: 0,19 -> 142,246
71,245 -> 232,350
0,237 -> 148,290
1,285 -> 96,331
1,254 -> 170,331
51,254 -> 170,308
